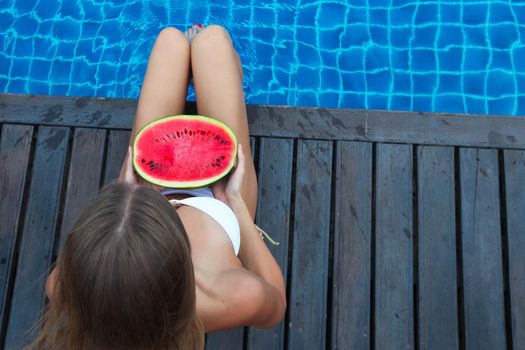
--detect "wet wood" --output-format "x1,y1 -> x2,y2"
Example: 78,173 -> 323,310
102,130 -> 130,186
0,93 -> 522,349
331,141 -> 372,349
503,150 -> 525,350
247,137 -> 294,350
56,128 -> 106,253
375,143 -> 414,350
417,146 -> 459,350
2,94 -> 525,148
288,140 -> 333,350
459,148 -> 506,350
4,127 -> 69,350
0,124 -> 33,344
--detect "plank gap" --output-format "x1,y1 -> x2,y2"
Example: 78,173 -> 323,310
498,150 -> 514,350
325,141 -> 338,350
454,147 -> 466,350
412,145 -> 420,350
369,142 -> 377,350
51,127 -> 75,262
282,139 -> 298,350
98,129 -> 111,189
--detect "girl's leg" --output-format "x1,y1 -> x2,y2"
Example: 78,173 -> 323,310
130,27 -> 191,141
190,25 -> 257,218
120,27 -> 190,180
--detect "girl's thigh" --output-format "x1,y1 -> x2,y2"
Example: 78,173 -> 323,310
191,25 -> 257,218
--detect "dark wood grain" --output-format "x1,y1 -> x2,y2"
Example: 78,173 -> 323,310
0,124 -> 33,344
204,138 -> 260,350
331,141 -> 372,350
247,137 -> 294,350
4,127 -> 69,350
459,148 -> 506,350
2,94 -> 525,148
503,150 -> 525,350
205,329 -> 244,350
288,140 -> 333,350
417,146 -> 459,350
102,130 -> 130,186
375,143 -> 414,350
57,128 -> 106,253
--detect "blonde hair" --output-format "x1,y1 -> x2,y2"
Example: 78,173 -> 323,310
29,182 -> 204,349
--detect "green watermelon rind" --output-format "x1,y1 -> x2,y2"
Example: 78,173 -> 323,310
132,114 -> 238,188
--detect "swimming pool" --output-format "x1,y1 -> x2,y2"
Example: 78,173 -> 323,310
0,0 -> 524,116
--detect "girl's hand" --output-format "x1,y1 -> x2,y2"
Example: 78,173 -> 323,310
119,146 -> 140,185
212,144 -> 246,203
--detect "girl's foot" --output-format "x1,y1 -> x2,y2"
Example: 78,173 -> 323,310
184,24 -> 204,43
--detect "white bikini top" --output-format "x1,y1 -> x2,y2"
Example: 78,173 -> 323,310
169,197 -> 241,255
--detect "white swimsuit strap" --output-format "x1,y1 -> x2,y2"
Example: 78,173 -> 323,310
169,197 -> 240,255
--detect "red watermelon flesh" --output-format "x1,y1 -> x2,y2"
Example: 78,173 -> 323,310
133,115 -> 237,188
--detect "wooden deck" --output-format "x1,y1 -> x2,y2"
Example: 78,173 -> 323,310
0,93 -> 524,350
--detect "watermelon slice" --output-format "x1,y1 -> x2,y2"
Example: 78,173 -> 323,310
133,115 -> 237,188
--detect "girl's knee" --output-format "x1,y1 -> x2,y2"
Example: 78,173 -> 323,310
191,25 -> 232,50
155,27 -> 189,53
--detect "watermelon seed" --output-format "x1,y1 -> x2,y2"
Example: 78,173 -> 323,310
184,128 -> 188,134
177,131 -> 181,137
141,159 -> 145,163
221,155 -> 225,159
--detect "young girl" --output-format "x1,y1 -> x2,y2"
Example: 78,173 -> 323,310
34,25 -> 286,349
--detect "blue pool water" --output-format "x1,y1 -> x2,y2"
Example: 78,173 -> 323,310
0,0 -> 524,116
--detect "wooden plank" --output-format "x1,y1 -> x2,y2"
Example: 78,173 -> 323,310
102,130 -> 130,186
375,143 -> 414,350
57,128 -> 106,253
247,137 -> 294,350
2,94 -> 525,149
417,146 -> 459,350
459,148 -> 506,350
205,139 -> 260,350
205,329 -> 244,350
0,124 -> 33,342
331,141 -> 372,349
288,140 -> 332,350
4,126 -> 69,350
504,150 -> 525,350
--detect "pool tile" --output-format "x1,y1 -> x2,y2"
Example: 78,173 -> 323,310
318,3 -> 346,29
13,14 -> 38,36
339,47 -> 364,72
488,97 -> 515,116
30,59 -> 51,81
486,71 -> 515,98
463,73 -> 485,96
318,92 -> 339,107
434,94 -> 465,114
366,70 -> 391,93
413,73 -> 437,94
489,24 -> 518,50
28,80 -> 50,95
412,49 -> 436,71
10,58 -> 30,78
393,73 -> 412,94
13,37 -> 32,56
415,4 -> 438,24
463,48 -> 490,71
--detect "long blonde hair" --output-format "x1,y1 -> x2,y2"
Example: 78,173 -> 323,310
29,182 -> 204,349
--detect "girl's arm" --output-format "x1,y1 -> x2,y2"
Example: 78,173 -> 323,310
216,145 -> 286,327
